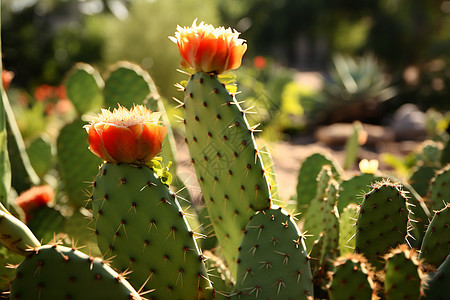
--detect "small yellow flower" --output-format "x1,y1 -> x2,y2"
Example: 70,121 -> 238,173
170,20 -> 247,74
359,159 -> 379,174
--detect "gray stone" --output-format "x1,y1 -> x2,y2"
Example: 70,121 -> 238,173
391,104 -> 427,141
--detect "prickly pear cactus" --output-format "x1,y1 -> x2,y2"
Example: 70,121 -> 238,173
384,244 -> 422,300
65,63 -> 104,115
328,254 -> 376,300
203,250 -> 234,297
91,162 -> 213,299
402,183 -> 431,249
408,165 -> 436,197
354,179 -> 411,270
182,72 -> 272,276
337,173 -> 380,214
339,203 -> 358,256
26,136 -> 54,179
419,202 -> 450,268
302,165 -> 339,255
57,119 -> 103,208
296,152 -> 341,215
421,254 -> 450,300
428,165 -> 450,211
9,244 -> 141,300
0,208 -> 40,256
233,207 -> 313,299
104,61 -> 155,110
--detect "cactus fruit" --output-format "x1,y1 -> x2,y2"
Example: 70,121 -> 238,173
91,162 -> 213,299
428,165 -> 450,211
384,244 -> 422,300
0,207 -> 40,256
328,254 -> 377,300
233,207 -> 313,299
420,254 -> 450,300
296,153 -> 341,215
9,244 -> 142,300
419,202 -> 450,268
354,179 -> 411,270
182,71 -> 272,276
339,203 -> 358,255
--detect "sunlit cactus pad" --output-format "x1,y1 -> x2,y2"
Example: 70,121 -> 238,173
91,162 -> 213,299
9,244 -> 141,300
233,207 -> 313,299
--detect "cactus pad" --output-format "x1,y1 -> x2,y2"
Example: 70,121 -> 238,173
9,244 -> 141,299
328,254 -> 376,300
183,72 -> 272,276
384,244 -> 422,300
233,207 -> 313,299
65,63 -> 104,115
419,202 -> 450,268
296,153 -> 341,214
354,179 -> 411,270
92,162 -> 213,299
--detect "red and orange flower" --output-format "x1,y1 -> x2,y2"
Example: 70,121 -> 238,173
86,105 -> 167,164
170,20 -> 247,74
16,185 -> 54,222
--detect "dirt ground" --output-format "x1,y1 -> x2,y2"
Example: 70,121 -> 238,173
174,130 -> 422,202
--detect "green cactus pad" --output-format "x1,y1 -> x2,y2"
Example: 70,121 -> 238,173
204,250 -> 234,297
57,118 -> 103,208
408,165 -> 436,197
233,207 -> 313,299
384,244 -> 422,300
402,183 -> 431,249
354,179 -> 411,270
183,72 -> 272,277
421,254 -> 450,300
302,166 -> 339,256
328,254 -> 376,300
9,244 -> 141,300
337,173 -> 381,214
343,121 -> 364,170
65,63 -> 104,115
27,206 -> 64,245
92,163 -> 213,299
339,203 -> 358,256
0,209 -> 40,256
104,61 -> 155,110
296,152 -> 341,215
441,137 -> 450,166
26,136 -> 54,179
419,202 -> 450,268
428,165 -> 450,211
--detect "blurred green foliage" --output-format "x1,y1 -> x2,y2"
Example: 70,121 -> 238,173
2,0 -> 450,137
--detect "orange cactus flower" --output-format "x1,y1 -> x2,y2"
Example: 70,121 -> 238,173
170,20 -> 247,74
86,105 -> 167,164
2,70 -> 14,90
